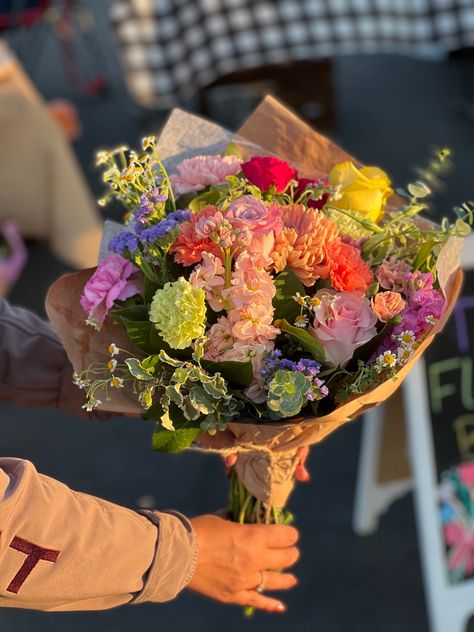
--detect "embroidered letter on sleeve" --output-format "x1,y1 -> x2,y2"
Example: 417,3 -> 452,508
6,536 -> 60,594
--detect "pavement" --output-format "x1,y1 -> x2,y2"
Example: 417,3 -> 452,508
1,2 -> 474,630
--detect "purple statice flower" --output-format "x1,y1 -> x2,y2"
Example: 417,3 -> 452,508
139,210 -> 192,245
150,187 -> 167,204
108,231 -> 139,256
135,194 -> 154,228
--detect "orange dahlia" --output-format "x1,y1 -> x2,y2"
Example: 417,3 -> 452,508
271,204 -> 339,286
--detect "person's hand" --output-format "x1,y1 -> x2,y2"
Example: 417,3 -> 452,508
188,515 -> 299,612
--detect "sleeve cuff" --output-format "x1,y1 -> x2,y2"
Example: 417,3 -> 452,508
132,510 -> 199,604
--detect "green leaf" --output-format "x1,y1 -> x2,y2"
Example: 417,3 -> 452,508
350,320 -> 394,366
144,277 -> 159,304
189,386 -> 215,415
201,359 -> 253,388
412,241 -> 435,271
124,357 -> 156,381
158,350 -> 186,368
188,188 -> 222,213
152,428 -> 202,453
273,269 -> 305,322
279,319 -> 326,364
114,313 -> 164,355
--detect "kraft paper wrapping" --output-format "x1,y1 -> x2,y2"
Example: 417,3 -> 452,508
46,97 -> 464,507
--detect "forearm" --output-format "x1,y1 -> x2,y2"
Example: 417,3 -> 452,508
0,458 -> 197,611
0,297 -> 91,416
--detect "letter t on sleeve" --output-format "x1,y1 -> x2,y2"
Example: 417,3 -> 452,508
0,459 -> 198,610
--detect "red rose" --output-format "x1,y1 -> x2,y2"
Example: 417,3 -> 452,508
296,178 -> 329,209
241,156 -> 297,193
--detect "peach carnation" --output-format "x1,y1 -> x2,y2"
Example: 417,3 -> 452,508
170,206 -> 223,266
326,240 -> 373,293
271,204 -> 339,286
170,154 -> 241,195
372,291 -> 406,322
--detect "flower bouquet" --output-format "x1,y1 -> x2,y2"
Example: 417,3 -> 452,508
46,96 -> 466,532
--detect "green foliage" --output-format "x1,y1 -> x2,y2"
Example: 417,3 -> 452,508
200,358 -> 253,388
279,319 -> 326,364
267,370 -> 311,418
273,269 -> 305,322
152,427 -> 202,453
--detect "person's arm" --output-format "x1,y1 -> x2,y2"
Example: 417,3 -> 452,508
0,297 -> 96,417
0,459 -> 299,612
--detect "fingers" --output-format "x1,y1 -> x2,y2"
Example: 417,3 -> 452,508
261,571 -> 298,591
295,446 -> 311,482
224,454 -> 238,468
259,523 -> 299,548
263,545 -> 300,571
235,591 -> 287,613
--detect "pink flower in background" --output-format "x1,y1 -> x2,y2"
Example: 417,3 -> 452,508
372,291 -> 406,322
170,155 -> 241,194
189,252 -> 226,312
80,254 -> 140,328
376,257 -> 412,292
459,463 -> 474,487
170,206 -> 223,265
445,523 -> 474,575
312,290 -> 378,367
0,221 -> 27,286
226,196 -> 283,234
241,156 -> 297,193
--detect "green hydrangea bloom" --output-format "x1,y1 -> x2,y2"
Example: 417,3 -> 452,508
267,369 -> 311,418
149,277 -> 206,350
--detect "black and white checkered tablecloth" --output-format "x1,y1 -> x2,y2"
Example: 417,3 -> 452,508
110,0 -> 474,108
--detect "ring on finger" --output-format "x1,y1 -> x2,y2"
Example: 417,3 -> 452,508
256,570 -> 266,594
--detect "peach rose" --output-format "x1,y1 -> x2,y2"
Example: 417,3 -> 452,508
372,291 -> 406,322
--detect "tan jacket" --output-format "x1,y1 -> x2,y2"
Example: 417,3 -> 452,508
0,298 -> 198,610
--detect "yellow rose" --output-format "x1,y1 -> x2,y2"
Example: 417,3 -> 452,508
329,161 -> 393,223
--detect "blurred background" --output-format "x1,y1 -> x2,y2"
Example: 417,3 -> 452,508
0,0 -> 473,630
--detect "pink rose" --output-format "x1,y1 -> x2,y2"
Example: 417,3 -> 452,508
241,156 -> 297,193
372,291 -> 406,322
312,290 -> 378,367
226,196 -> 283,234
170,155 -> 241,195
80,254 -> 140,328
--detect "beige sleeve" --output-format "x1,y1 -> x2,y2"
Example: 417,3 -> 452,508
0,459 -> 198,611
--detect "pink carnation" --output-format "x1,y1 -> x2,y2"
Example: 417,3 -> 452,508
170,155 -> 241,195
376,257 -> 412,293
312,290 -> 378,367
80,254 -> 140,328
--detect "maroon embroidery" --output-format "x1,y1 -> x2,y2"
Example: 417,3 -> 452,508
6,536 -> 60,594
